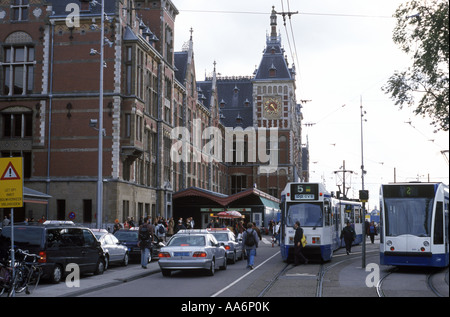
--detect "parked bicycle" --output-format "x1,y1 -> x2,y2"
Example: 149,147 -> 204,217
0,249 -> 42,296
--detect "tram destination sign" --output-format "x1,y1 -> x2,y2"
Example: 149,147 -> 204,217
290,183 -> 319,200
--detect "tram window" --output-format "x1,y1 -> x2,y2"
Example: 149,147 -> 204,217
434,202 -> 444,245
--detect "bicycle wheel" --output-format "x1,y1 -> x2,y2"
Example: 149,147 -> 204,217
26,266 -> 42,294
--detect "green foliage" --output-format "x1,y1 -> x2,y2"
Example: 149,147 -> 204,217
383,0 -> 449,131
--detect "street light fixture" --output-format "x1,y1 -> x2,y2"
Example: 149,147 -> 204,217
89,0 -> 105,229
360,96 -> 367,268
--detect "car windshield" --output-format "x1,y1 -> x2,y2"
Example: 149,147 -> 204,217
114,231 -> 137,241
211,233 -> 228,241
168,235 -> 205,247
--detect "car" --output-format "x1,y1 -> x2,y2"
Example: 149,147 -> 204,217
92,229 -> 129,269
0,221 -> 106,284
113,228 -> 162,262
113,229 -> 141,261
207,228 -> 243,264
158,229 -> 227,277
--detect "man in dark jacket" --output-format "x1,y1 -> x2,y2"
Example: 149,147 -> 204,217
340,221 -> 356,255
293,221 -> 308,266
242,222 -> 259,269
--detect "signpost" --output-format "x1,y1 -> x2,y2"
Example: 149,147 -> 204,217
0,157 -> 23,297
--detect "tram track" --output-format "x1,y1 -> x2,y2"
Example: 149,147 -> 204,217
377,266 -> 449,297
257,248 -> 380,297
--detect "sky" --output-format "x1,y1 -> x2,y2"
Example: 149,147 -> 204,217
172,0 -> 449,210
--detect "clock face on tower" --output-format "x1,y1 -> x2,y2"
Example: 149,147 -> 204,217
263,96 -> 282,119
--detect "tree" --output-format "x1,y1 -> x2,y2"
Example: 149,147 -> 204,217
382,0 -> 449,132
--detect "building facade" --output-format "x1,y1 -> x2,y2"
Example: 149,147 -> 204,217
0,1 -> 307,228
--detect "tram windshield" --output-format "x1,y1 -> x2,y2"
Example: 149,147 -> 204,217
384,197 -> 434,237
286,202 -> 323,227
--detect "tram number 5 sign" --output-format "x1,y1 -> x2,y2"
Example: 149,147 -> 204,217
0,157 -> 23,208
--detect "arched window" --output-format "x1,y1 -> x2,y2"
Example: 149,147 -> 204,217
2,31 -> 35,95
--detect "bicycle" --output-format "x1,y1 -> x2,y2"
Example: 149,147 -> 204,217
0,249 -> 42,296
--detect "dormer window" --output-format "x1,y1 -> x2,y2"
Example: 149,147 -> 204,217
269,63 -> 277,77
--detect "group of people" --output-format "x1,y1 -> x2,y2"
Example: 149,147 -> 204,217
131,216 -> 195,269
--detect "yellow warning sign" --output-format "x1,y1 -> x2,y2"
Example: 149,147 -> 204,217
0,157 -> 23,208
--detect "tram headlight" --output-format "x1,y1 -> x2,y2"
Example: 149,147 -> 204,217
386,240 -> 392,246
423,241 -> 429,247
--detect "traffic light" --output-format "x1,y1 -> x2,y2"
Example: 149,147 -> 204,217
359,190 -> 369,202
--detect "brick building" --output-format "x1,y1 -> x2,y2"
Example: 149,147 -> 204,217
0,1 -> 307,228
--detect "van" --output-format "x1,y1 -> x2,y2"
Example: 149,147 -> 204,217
0,221 -> 106,283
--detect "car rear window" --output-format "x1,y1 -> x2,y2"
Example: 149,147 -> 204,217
211,233 -> 228,241
114,231 -> 137,241
0,226 -> 42,248
168,235 -> 205,247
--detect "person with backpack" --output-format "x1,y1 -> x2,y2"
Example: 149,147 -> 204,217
242,222 -> 259,269
156,220 -> 166,242
367,221 -> 377,244
138,217 -> 154,269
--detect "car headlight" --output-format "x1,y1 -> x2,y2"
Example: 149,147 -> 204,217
386,240 -> 392,246
423,241 -> 429,247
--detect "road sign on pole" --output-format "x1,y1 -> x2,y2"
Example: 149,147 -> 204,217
0,157 -> 23,208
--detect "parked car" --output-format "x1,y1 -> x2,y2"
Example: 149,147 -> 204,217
92,229 -> 129,269
113,228 -> 162,262
113,229 -> 140,261
158,229 -> 227,277
0,221 -> 106,284
207,228 -> 243,263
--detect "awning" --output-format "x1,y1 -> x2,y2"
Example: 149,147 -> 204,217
259,197 -> 280,210
23,187 -> 51,205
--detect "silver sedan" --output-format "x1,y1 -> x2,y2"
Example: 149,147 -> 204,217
158,230 -> 227,277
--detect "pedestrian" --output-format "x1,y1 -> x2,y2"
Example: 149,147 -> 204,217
242,222 -> 259,269
293,221 -> 308,266
274,221 -> 280,245
174,220 -> 186,234
138,217 -> 154,269
156,220 -> 166,242
340,221 -> 356,255
168,217 -> 174,236
367,221 -> 377,244
112,219 -> 122,233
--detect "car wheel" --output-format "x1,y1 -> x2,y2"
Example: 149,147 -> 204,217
230,252 -> 236,264
161,269 -> 171,277
94,258 -> 105,275
206,258 -> 215,276
104,255 -> 109,270
220,257 -> 227,270
122,253 -> 129,266
49,264 -> 63,284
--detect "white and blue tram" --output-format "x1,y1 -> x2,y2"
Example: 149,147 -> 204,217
379,182 -> 449,267
280,182 -> 363,262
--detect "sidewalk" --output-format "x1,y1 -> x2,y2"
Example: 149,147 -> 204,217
25,261 -> 161,297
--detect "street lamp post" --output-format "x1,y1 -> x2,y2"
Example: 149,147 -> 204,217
360,96 -> 366,268
96,0 -> 105,229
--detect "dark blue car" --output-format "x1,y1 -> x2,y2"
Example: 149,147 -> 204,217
113,229 -> 163,262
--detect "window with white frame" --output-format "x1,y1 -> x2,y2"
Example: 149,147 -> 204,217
11,0 -> 29,21
2,45 -> 35,95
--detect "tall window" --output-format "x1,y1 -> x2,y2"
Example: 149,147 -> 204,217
3,45 -> 35,95
11,0 -> 29,21
1,111 -> 32,138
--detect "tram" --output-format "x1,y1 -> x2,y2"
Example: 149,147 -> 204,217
379,182 -> 449,267
279,182 -> 363,262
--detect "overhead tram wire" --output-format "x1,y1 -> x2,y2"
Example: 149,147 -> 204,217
177,9 -> 394,19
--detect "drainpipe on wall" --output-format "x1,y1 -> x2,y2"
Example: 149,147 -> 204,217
45,21 -> 55,220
